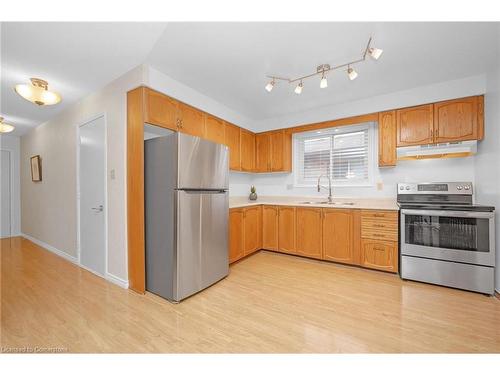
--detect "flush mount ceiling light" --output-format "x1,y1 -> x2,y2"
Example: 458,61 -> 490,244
265,37 -> 383,94
15,78 -> 62,106
0,117 -> 15,133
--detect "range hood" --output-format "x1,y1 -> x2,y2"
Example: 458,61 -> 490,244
397,141 -> 477,160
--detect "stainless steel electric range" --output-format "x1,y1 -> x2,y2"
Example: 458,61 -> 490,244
397,182 -> 495,295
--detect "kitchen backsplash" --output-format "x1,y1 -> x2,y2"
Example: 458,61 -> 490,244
229,156 -> 475,198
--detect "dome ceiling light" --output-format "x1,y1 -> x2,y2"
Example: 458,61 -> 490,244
264,37 -> 383,94
15,78 -> 62,106
0,117 -> 15,133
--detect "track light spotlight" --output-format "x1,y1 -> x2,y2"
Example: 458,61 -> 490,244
294,81 -> 303,94
368,47 -> 383,60
347,66 -> 358,81
320,73 -> 328,89
265,79 -> 275,92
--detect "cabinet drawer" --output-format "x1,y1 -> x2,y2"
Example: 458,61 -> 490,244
361,228 -> 398,242
361,217 -> 398,231
361,210 -> 398,220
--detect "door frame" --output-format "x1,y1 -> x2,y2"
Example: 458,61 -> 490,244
0,149 -> 12,238
76,113 -> 109,278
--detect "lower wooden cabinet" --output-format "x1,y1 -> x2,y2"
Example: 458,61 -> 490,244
295,207 -> 322,259
262,205 -> 278,250
229,208 -> 244,263
230,205 -> 399,273
360,239 -> 398,273
243,206 -> 262,256
322,209 -> 355,265
278,206 -> 296,254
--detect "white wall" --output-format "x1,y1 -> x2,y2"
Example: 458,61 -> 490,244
474,56 -> 500,291
253,74 -> 487,132
20,65 -> 146,285
145,66 -> 255,130
232,75 -> 485,199
0,134 -> 21,236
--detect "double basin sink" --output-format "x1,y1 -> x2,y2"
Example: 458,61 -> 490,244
298,200 -> 355,206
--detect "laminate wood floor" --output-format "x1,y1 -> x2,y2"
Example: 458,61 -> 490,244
1,237 -> 499,353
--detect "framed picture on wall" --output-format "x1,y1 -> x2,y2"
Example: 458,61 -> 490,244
30,155 -> 42,182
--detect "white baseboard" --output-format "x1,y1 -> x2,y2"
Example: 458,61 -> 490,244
106,272 -> 129,289
21,233 -> 78,264
21,233 -> 129,289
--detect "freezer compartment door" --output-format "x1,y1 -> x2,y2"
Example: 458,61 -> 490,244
177,133 -> 229,190
175,189 -> 229,301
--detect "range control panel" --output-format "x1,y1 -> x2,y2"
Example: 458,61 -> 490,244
397,182 -> 473,195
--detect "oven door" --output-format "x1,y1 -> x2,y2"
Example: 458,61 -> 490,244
400,209 -> 495,266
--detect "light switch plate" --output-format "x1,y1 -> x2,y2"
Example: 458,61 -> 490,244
110,169 -> 116,180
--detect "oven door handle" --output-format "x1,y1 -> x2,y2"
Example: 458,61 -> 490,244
400,209 -> 495,219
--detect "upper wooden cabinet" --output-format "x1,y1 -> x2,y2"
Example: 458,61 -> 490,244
205,115 -> 225,144
378,111 -> 397,167
396,104 -> 434,147
144,88 -> 179,131
295,207 -> 322,259
255,133 -> 271,172
254,130 -> 292,173
177,102 -> 205,137
395,96 -> 484,149
278,206 -> 296,254
224,122 -> 241,171
262,205 -> 278,251
322,209 -> 354,265
434,96 -> 479,142
240,129 -> 256,172
270,130 -> 292,172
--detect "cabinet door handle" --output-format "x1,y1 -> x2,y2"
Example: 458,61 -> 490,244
374,247 -> 385,251
373,224 -> 385,228
374,213 -> 385,218
373,233 -> 385,237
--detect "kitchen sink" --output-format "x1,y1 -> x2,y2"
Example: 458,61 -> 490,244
298,201 -> 355,205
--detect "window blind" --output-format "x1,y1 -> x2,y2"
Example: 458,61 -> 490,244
295,124 -> 372,186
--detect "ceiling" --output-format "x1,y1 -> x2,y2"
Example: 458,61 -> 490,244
1,22 -> 499,136
1,22 -> 167,135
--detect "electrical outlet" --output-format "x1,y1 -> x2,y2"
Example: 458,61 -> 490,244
376,182 -> 383,191
110,169 -> 116,180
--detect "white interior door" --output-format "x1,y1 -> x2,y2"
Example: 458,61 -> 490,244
79,116 -> 106,276
0,150 -> 11,238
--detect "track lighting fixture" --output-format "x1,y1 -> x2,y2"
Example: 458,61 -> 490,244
265,79 -> 275,92
294,81 -> 303,94
264,37 -> 382,95
347,66 -> 358,81
368,47 -> 383,60
320,72 -> 328,89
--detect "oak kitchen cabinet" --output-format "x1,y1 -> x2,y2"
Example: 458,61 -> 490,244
243,206 -> 262,256
295,207 -> 323,259
229,206 -> 262,263
229,208 -> 244,263
378,110 -> 397,167
205,115 -> 225,144
177,102 -> 205,138
434,96 -> 480,142
224,122 -> 241,171
254,130 -> 292,173
360,210 -> 398,272
262,205 -> 278,250
396,104 -> 434,147
240,129 -> 256,172
322,209 -> 355,265
278,206 -> 296,254
143,88 -> 179,131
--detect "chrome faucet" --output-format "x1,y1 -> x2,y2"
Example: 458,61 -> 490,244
317,172 -> 333,203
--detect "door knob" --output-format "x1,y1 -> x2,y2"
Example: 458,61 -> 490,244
91,205 -> 104,212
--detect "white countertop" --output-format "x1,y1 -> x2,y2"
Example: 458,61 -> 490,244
229,196 -> 399,211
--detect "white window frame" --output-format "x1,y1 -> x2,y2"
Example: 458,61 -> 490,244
293,122 -> 376,188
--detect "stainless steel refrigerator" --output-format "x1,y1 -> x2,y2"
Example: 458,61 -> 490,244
145,132 -> 229,302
